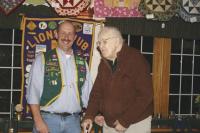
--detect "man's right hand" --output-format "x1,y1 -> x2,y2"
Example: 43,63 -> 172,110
35,119 -> 49,133
81,119 -> 93,133
94,115 -> 105,126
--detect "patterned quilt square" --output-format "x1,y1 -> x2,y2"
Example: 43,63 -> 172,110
0,0 -> 25,15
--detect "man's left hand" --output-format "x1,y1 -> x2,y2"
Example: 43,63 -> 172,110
81,119 -> 93,133
113,120 -> 126,133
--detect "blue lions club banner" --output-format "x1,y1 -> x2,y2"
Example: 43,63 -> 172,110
20,17 -> 96,117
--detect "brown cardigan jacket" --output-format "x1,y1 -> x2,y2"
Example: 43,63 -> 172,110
85,44 -> 153,128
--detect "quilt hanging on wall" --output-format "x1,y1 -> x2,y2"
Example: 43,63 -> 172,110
46,0 -> 90,16
0,0 -> 25,15
178,0 -> 200,23
93,0 -> 143,17
20,17 -> 96,117
139,0 -> 180,21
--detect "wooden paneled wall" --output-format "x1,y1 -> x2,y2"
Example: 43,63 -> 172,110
152,38 -> 171,118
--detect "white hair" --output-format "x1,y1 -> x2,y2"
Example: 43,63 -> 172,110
98,26 -> 124,44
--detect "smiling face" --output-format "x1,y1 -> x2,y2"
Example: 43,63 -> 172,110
56,21 -> 76,54
97,27 -> 123,61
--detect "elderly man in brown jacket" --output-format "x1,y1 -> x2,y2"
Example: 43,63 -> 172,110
82,26 -> 153,133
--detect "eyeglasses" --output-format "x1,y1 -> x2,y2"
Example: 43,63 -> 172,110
96,37 -> 118,47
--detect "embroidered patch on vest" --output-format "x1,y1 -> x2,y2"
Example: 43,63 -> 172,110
41,49 -> 87,107
179,0 -> 200,22
41,49 -> 62,106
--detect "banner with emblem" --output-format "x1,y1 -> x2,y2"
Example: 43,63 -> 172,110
20,17 -> 96,117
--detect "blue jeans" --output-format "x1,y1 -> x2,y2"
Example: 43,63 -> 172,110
32,112 -> 81,133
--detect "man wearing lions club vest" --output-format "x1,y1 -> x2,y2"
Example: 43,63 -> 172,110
26,21 -> 93,133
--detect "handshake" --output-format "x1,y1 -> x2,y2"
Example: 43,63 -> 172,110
81,115 -> 105,133
81,115 -> 126,133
